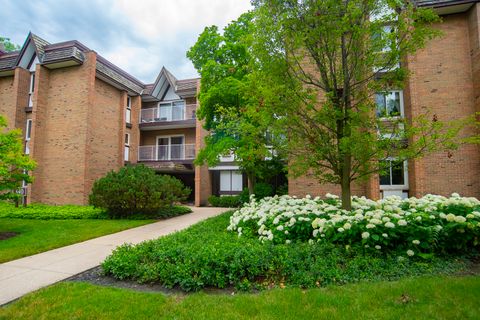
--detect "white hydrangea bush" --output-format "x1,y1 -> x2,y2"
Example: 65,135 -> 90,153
227,193 -> 480,256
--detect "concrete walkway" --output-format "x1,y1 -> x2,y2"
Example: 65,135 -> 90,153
0,207 -> 227,305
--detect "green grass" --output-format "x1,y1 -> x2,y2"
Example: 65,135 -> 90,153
0,219 -> 153,263
0,202 -> 106,219
1,276 -> 479,319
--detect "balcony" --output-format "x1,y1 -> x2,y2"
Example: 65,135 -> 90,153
138,144 -> 195,162
139,104 -> 197,130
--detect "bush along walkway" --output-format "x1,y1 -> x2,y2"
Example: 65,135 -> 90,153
0,207 -> 227,306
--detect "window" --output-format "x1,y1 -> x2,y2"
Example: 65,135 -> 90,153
124,133 -> 130,161
25,119 -> 32,141
375,90 -> 403,118
126,96 -> 132,124
220,171 -> 243,192
28,73 -> 35,107
380,160 -> 408,188
158,100 -> 185,121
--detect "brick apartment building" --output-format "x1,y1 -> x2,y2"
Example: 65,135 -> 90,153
0,0 -> 479,207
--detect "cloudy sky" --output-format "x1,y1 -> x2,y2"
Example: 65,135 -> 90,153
0,0 -> 252,83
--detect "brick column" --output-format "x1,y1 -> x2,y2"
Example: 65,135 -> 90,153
129,95 -> 141,163
12,68 -> 30,131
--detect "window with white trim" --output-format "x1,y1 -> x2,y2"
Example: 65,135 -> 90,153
25,119 -> 32,141
124,133 -> 130,161
220,170 -> 243,192
126,96 -> 132,124
379,159 -> 408,188
28,72 -> 35,107
375,90 -> 403,118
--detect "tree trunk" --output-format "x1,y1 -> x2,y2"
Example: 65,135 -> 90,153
247,172 -> 256,195
341,152 -> 352,210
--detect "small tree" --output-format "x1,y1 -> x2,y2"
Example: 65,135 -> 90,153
187,12 -> 284,193
251,0 -> 477,209
0,115 -> 36,203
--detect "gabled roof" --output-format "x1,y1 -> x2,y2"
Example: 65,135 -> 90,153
144,67 -> 198,101
14,32 -> 50,67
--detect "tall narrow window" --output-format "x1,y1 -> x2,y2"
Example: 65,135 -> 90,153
124,133 -> 130,162
126,96 -> 132,124
25,119 -> 32,141
25,119 -> 32,155
28,73 -> 35,107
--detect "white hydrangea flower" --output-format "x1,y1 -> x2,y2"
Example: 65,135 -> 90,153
398,220 -> 407,226
454,216 -> 466,223
343,223 -> 352,230
362,232 -> 370,239
382,233 -> 388,238
407,250 -> 415,257
337,227 -> 345,233
384,222 -> 395,228
375,245 -> 381,250
366,224 -> 376,229
412,240 -> 420,245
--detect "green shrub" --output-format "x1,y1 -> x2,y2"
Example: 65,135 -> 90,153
254,182 -> 274,199
102,212 -> 467,292
208,195 -> 242,207
89,165 -> 190,218
0,202 -> 106,219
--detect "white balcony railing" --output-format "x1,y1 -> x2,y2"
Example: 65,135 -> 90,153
140,105 -> 197,123
138,144 -> 195,161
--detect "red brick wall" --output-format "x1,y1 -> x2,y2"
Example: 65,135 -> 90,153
83,77 -> 124,201
405,12 -> 480,198
0,76 -> 15,129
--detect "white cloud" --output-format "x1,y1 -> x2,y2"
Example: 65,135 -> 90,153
1,0 -> 252,82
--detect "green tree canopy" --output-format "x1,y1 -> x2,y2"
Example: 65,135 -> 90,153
0,115 -> 36,202
187,12 -> 284,193
0,37 -> 20,52
250,0 -> 477,209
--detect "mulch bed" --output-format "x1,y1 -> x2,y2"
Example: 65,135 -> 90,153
66,266 -> 239,296
0,232 -> 18,241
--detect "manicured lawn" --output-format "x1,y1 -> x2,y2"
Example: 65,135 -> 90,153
0,219 -> 153,263
1,276 -> 479,319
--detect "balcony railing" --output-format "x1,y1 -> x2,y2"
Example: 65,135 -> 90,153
138,144 -> 196,161
140,105 -> 197,123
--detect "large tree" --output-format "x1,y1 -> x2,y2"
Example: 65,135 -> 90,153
187,12 -> 283,193
0,116 -> 36,203
250,0 -> 476,209
0,37 -> 20,52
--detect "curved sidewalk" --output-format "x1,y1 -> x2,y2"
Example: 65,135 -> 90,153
0,207 -> 227,305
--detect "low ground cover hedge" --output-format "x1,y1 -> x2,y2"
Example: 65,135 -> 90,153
102,211 -> 468,292
0,202 -> 191,220
0,203 -> 106,219
208,195 -> 242,207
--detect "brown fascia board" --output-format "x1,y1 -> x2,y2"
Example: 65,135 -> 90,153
416,0 -> 479,8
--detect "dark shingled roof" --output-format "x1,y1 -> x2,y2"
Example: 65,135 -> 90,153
0,33 -> 197,98
0,52 -> 19,71
43,46 -> 85,64
176,78 -> 199,96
